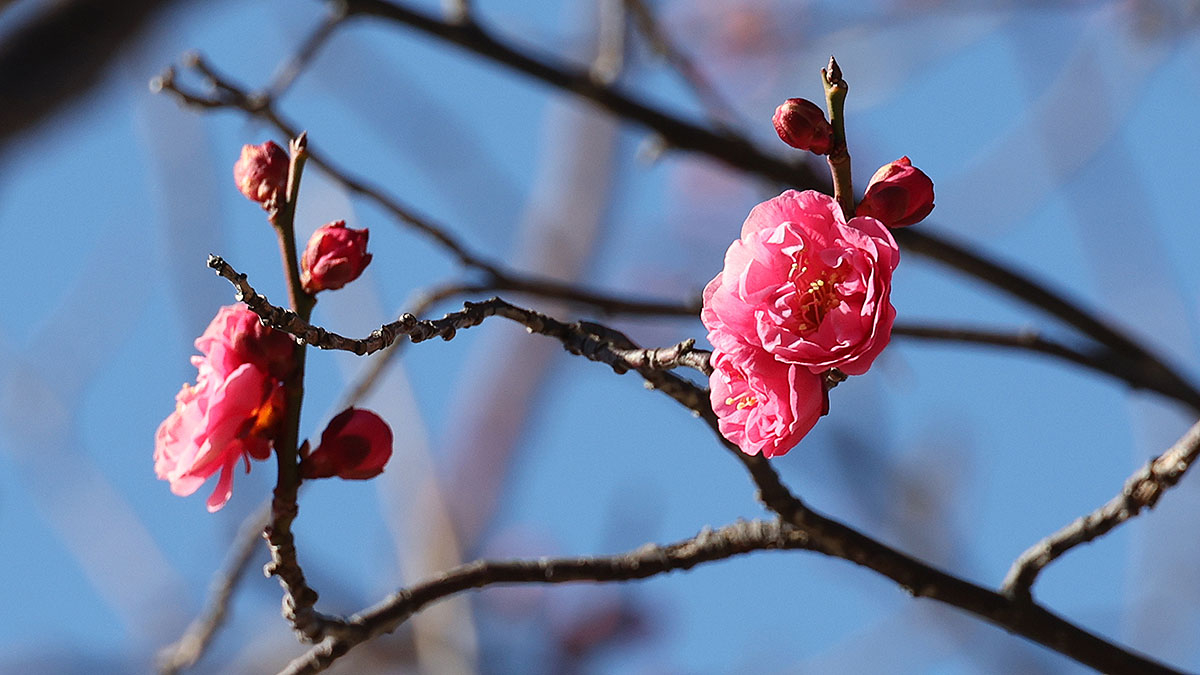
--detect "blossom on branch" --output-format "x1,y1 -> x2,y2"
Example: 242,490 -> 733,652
710,345 -> 825,458
300,221 -> 373,293
855,156 -> 935,228
301,408 -> 393,480
155,305 -> 293,511
233,140 -> 289,207
702,190 -> 899,376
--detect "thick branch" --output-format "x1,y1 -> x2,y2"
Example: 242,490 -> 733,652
211,258 -> 1181,675
1002,417 -> 1200,598
278,519 -> 811,674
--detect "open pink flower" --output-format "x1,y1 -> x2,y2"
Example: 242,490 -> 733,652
710,345 -> 825,458
301,408 -> 393,480
702,190 -> 899,376
155,305 -> 290,511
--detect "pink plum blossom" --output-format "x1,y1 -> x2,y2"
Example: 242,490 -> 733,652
300,221 -> 373,294
155,305 -> 291,511
702,189 -> 899,376
301,408 -> 393,480
709,345 -> 825,458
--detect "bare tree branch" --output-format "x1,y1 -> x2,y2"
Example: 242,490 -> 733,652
157,504 -> 270,674
1002,417 -> 1200,598
207,255 -> 711,374
277,519 -> 812,674
209,256 -> 1183,675
891,323 -> 1189,401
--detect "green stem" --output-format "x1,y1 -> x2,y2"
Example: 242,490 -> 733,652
822,56 -> 854,217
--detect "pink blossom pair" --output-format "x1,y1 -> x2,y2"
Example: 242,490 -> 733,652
702,190 -> 901,458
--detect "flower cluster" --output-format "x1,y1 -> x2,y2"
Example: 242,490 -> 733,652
155,139 -> 391,511
155,305 -> 294,511
702,190 -> 901,457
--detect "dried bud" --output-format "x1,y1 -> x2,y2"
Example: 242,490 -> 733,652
772,98 -> 833,155
855,156 -> 935,228
301,408 -> 393,480
300,221 -> 373,293
233,141 -> 289,207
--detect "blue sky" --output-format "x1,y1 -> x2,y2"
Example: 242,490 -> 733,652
2,1 -> 1199,673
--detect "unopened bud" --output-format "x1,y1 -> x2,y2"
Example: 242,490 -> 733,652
233,141 -> 289,207
301,408 -> 393,480
855,156 -> 934,228
772,98 -> 833,155
300,221 -> 373,293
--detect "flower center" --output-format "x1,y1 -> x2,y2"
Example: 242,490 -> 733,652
725,394 -> 759,410
790,260 -> 845,333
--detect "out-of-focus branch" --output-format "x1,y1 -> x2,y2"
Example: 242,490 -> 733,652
1002,418 -> 1200,599
210,257 -> 1182,675
278,519 -> 812,675
891,323 -> 1190,402
263,7 -> 349,101
330,0 -> 1200,416
0,0 -> 183,152
623,0 -> 742,129
157,504 -> 270,674
338,0 -> 821,187
153,58 -> 698,319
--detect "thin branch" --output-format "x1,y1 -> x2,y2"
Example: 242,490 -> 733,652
263,7 -> 348,101
891,323 -> 1189,402
1002,417 -> 1200,598
213,258 -> 1183,675
623,0 -> 742,129
155,59 -> 700,320
277,519 -> 812,674
330,0 -> 1200,415
208,256 -> 711,375
339,0 -> 822,187
157,504 -> 270,674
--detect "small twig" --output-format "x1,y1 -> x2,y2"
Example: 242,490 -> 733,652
590,0 -> 627,86
820,56 -> 854,217
278,519 -> 811,674
263,7 -> 348,101
157,504 -> 270,674
440,0 -> 469,24
623,0 -> 742,130
1002,417 -> 1200,599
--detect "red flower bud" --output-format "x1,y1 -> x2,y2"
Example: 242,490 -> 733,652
855,156 -> 935,228
233,141 -> 289,207
300,221 -> 373,293
772,98 -> 833,155
301,408 -> 393,480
